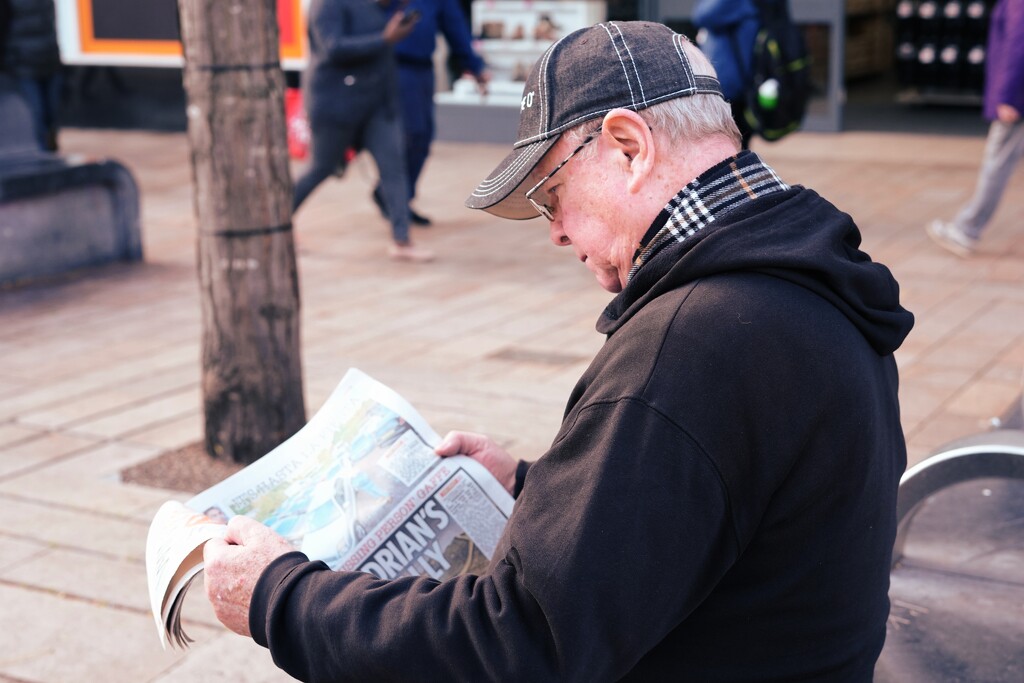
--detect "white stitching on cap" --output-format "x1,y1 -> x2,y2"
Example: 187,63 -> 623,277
510,29 -> 723,147
513,81 -> 711,145
671,33 -> 684,62
672,34 -> 696,90
534,30 -> 573,139
472,152 -> 535,191
470,142 -> 549,196
512,36 -> 569,146
601,22 -> 637,108
610,21 -> 647,106
536,43 -> 554,138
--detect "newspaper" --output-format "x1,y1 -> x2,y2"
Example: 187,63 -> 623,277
145,368 -> 515,649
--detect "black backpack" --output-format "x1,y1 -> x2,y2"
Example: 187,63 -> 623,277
743,0 -> 812,141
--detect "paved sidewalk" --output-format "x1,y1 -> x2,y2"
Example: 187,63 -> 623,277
0,127 -> 1022,682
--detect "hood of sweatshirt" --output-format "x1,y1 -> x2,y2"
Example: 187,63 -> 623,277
598,183 -> 914,357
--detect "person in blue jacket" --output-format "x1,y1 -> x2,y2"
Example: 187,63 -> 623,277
928,0 -> 1024,257
692,0 -> 760,149
373,0 -> 488,226
294,0 -> 434,262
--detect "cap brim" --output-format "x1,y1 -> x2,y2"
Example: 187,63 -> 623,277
464,135 -> 561,220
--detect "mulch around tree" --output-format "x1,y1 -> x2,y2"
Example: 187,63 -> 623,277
121,441 -> 245,494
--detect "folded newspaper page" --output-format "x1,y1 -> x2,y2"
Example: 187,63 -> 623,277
145,368 -> 515,649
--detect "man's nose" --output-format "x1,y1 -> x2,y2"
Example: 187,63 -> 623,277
549,222 -> 570,247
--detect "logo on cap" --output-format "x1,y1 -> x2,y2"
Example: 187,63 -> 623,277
521,91 -> 535,111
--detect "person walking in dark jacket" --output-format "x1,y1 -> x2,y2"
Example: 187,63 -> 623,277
293,0 -> 434,262
928,0 -> 1024,257
1,0 -> 62,151
374,0 -> 488,226
203,22 -> 913,681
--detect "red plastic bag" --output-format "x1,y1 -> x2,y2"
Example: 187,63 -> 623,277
285,87 -> 310,160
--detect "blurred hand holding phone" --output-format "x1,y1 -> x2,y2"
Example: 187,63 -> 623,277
384,7 -> 420,44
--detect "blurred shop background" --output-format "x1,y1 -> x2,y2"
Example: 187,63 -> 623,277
54,0 -> 992,140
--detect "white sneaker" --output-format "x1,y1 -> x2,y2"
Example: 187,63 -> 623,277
927,220 -> 977,258
388,242 -> 435,263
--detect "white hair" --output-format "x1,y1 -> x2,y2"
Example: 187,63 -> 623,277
566,38 -> 741,153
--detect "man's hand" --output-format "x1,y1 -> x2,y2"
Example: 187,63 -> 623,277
996,104 -> 1020,124
473,69 -> 492,96
383,11 -> 418,45
436,431 -> 517,495
203,515 -> 294,637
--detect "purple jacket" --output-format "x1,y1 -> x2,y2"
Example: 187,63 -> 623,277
984,0 -> 1024,120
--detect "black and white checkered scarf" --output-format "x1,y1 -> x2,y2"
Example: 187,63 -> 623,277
628,151 -> 789,281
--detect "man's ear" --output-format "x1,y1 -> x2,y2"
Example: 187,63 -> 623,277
601,109 -> 655,192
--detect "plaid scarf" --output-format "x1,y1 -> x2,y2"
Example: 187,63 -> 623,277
628,151 -> 789,281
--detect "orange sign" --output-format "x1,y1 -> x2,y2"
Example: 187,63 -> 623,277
74,0 -> 304,60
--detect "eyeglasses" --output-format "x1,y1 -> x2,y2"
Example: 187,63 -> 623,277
525,128 -> 601,221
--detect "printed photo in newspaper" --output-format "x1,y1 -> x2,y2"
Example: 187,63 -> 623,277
145,368 -> 515,649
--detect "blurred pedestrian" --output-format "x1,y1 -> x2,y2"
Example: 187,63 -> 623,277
1,0 -> 63,151
928,0 -> 1023,257
692,0 -> 760,149
294,0 -> 435,262
372,0 -> 489,226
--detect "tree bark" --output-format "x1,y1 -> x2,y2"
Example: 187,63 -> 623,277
178,0 -> 305,464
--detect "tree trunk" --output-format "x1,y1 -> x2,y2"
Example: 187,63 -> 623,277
178,0 -> 305,464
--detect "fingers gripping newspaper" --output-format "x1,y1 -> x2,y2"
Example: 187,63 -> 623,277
146,369 -> 515,649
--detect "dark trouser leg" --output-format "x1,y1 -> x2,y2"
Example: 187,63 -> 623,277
292,121 -> 356,212
398,65 -> 435,201
15,77 -> 56,151
363,112 -> 410,243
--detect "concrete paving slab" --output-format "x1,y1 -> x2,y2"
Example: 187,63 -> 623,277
125,412 -> 204,453
0,584 -> 192,683
151,632 -> 295,683
0,431 -> 102,480
0,496 -> 148,561
0,535 -> 48,573
15,368 -> 198,431
0,422 -> 48,450
1,547 -> 151,613
0,350 -> 196,423
65,388 -> 200,441
0,442 -> 169,517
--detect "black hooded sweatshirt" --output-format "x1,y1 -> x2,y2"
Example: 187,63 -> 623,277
249,152 -> 914,682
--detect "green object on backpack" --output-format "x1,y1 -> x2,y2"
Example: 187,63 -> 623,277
744,1 -> 812,142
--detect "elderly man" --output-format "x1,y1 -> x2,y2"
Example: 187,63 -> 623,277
205,21 -> 913,681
